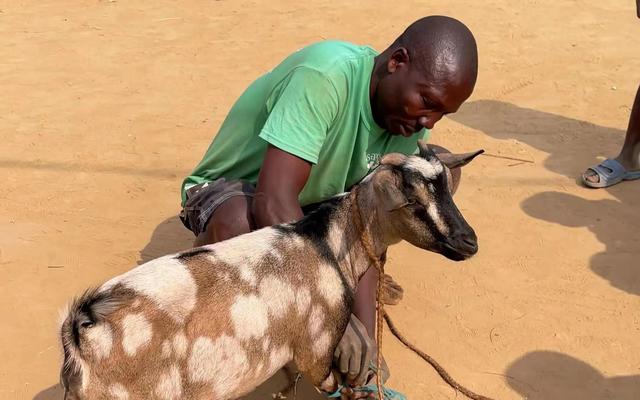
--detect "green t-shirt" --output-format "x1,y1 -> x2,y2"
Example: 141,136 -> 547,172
182,40 -> 430,206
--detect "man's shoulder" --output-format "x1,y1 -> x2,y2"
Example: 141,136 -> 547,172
286,40 -> 376,75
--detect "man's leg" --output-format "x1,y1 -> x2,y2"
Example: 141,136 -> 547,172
583,85 -> 640,185
194,195 -> 255,246
181,179 -> 256,246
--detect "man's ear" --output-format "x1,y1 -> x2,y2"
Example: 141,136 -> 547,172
373,168 -> 408,211
388,47 -> 410,73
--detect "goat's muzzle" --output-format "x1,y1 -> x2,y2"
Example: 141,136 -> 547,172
440,229 -> 478,261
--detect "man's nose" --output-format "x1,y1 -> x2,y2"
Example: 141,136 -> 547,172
418,113 -> 443,130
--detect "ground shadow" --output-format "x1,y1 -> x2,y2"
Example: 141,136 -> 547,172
451,100 -> 640,296
32,384 -> 63,400
506,351 -> 640,400
522,191 -> 640,295
31,366 -> 325,400
138,215 -> 195,265
449,100 -> 625,180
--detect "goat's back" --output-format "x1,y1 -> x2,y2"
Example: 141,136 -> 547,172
60,227 -> 349,399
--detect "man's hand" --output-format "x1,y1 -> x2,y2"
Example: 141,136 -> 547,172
334,315 -> 390,388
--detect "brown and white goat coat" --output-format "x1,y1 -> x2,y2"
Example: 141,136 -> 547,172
60,145 -> 481,400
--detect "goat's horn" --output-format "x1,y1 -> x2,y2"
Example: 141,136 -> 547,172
417,139 -> 430,158
380,153 -> 408,166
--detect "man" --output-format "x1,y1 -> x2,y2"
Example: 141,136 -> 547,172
582,0 -> 640,187
180,15 -> 478,387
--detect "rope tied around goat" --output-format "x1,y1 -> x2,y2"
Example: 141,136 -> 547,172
350,188 -> 495,400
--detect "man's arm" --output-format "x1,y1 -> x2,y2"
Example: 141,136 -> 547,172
252,144 -> 312,228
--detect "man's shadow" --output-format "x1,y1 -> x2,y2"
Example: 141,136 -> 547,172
506,351 -> 640,400
137,215 -> 194,265
450,100 -> 640,295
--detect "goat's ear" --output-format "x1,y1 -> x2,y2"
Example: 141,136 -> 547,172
374,169 -> 408,211
436,149 -> 484,169
380,153 -> 408,167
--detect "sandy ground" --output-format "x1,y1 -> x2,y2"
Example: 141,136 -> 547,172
1,1 -> 639,399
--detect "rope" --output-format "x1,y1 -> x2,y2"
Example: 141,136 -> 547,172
350,190 -> 386,400
384,313 -> 495,400
350,188 -> 495,400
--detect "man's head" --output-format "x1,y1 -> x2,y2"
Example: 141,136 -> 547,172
370,16 -> 478,136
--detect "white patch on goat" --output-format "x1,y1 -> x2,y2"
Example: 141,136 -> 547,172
208,229 -> 281,286
155,364 -> 182,400
262,336 -> 271,352
121,313 -> 152,356
161,340 -> 172,359
316,263 -> 344,308
109,383 -> 129,400
289,235 -> 305,249
267,345 -> 293,376
404,157 -> 443,179
427,202 -> 449,236
295,287 -> 311,315
259,275 -> 295,317
80,359 -> 91,392
269,250 -> 284,263
427,183 -> 436,193
172,331 -> 188,359
326,222 -> 345,257
85,323 -> 113,360
231,295 -> 269,340
308,305 -> 324,338
100,256 -> 197,324
188,335 -> 248,398
313,331 -> 332,357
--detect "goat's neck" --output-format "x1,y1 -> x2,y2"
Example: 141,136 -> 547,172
329,192 -> 391,291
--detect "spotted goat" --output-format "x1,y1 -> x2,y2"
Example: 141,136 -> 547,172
59,141 -> 482,400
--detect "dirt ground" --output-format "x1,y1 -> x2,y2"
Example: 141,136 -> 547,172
1,1 -> 639,399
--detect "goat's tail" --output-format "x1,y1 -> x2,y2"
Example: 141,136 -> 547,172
59,288 -> 120,396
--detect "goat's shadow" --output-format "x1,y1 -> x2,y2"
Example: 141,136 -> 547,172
31,369 -> 325,400
450,100 -> 640,295
506,351 -> 640,400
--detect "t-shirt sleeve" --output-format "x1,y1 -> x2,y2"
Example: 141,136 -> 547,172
258,67 -> 339,164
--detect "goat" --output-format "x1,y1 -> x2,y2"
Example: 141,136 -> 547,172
59,142 -> 482,400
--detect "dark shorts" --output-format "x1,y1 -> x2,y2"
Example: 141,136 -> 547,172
179,178 -> 255,237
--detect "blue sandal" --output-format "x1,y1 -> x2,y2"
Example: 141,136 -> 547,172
583,158 -> 640,188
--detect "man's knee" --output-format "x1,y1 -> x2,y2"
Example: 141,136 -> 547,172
196,196 -> 253,245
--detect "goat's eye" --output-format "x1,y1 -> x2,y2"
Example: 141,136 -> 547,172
404,197 -> 417,206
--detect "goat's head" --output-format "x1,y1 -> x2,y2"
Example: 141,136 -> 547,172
366,140 -> 483,261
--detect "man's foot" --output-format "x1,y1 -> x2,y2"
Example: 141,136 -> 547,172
380,274 -> 404,306
582,155 -> 640,188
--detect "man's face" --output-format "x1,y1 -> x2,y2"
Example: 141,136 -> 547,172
372,50 -> 475,137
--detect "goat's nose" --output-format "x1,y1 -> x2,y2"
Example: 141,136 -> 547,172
454,231 -> 478,254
